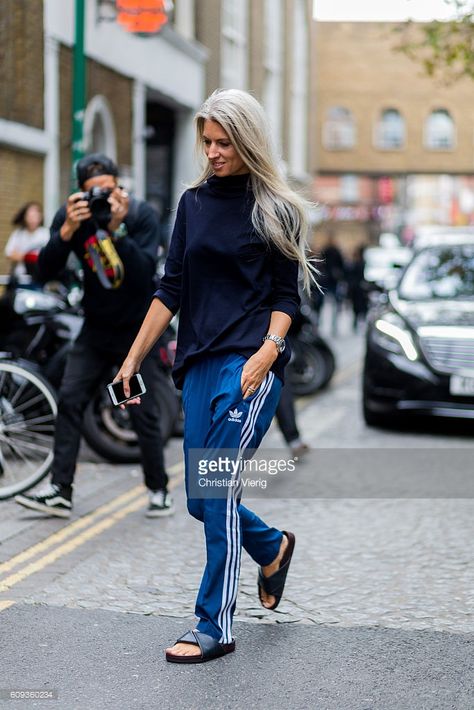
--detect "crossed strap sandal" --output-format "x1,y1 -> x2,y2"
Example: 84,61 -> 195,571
165,629 -> 236,664
258,530 -> 296,611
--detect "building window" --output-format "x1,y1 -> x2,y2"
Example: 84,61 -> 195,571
83,95 -> 117,160
375,108 -> 405,150
221,0 -> 248,90
323,107 -> 356,150
341,174 -> 359,203
424,109 -> 455,150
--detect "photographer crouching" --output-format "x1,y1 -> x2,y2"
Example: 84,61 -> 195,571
15,153 -> 173,518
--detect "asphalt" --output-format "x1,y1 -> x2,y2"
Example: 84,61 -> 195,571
2,314 -> 473,710
1,603 -> 473,710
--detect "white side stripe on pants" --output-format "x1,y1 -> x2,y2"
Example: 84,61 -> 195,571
217,372 -> 275,644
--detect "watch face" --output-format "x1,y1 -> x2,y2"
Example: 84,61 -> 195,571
264,334 -> 285,353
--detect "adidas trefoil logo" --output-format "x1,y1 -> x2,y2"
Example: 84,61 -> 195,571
228,408 -> 243,423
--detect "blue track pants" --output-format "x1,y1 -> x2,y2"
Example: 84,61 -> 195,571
182,353 -> 283,643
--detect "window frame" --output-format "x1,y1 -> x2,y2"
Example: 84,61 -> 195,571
373,108 -> 406,151
424,109 -> 456,151
322,106 -> 356,151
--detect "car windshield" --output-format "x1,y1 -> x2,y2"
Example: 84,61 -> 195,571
398,245 -> 474,300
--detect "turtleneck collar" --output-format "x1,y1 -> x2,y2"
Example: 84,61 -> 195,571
206,172 -> 252,198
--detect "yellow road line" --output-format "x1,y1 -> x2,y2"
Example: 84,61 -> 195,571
167,461 -> 184,475
0,600 -> 15,612
0,486 -> 144,577
0,460 -> 184,578
0,494 -> 148,593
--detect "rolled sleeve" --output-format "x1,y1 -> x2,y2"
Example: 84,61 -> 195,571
270,245 -> 300,320
153,195 -> 186,315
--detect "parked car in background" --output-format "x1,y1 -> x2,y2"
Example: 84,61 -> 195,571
363,238 -> 474,426
364,244 -> 413,292
412,225 -> 474,251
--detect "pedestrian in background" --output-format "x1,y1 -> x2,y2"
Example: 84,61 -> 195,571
5,202 -> 49,280
345,244 -> 368,331
115,88 -> 318,663
313,231 -> 345,336
275,380 -> 309,458
15,153 -> 172,519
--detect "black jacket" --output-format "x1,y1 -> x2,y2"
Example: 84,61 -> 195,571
38,198 -> 159,332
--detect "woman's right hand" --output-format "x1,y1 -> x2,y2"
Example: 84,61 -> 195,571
114,356 -> 141,409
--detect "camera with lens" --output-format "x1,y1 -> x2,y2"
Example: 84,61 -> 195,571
82,186 -> 112,227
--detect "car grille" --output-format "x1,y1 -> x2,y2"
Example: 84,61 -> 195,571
419,328 -> 474,374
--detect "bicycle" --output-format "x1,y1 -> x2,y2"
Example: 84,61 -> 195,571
0,357 -> 57,499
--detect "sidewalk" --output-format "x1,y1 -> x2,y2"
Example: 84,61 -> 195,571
2,304 -> 473,709
2,603 -> 473,710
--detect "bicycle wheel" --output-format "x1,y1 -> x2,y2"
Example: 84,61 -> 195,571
288,339 -> 331,396
0,360 -> 57,499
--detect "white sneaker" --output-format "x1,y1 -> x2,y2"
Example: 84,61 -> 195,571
146,489 -> 175,518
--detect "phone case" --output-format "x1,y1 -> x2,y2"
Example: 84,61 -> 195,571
107,373 -> 146,406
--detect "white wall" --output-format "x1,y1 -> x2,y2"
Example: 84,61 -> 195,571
288,0 -> 309,180
220,0 -> 249,89
262,0 -> 284,153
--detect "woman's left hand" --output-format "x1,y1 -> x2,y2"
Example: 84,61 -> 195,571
241,342 -> 278,399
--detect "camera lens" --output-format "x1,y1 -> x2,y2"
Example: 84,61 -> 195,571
88,188 -> 112,226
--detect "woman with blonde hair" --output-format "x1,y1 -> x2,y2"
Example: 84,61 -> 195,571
116,88 -> 317,663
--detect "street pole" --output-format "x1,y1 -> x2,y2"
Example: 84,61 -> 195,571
71,0 -> 86,187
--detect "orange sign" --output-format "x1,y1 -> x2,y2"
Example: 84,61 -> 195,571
116,0 -> 170,33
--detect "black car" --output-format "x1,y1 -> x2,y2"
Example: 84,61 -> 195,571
363,240 -> 474,425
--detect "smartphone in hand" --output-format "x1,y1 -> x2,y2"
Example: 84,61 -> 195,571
107,373 -> 146,406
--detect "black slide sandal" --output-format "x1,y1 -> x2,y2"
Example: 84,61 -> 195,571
258,530 -> 296,611
165,630 -> 235,664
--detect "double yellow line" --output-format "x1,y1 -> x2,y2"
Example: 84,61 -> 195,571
0,461 -> 184,609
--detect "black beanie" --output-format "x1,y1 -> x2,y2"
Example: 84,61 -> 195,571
76,153 -> 118,188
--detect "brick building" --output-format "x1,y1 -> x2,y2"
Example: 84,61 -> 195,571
311,21 -> 474,249
0,1 -> 46,271
0,0 -> 315,275
0,0 -> 207,274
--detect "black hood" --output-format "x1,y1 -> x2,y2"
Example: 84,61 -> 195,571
392,293 -> 474,329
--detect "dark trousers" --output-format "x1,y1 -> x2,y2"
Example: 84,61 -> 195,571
275,379 -> 300,444
51,336 -> 168,492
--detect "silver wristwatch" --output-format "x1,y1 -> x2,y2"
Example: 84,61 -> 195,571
263,334 -> 286,354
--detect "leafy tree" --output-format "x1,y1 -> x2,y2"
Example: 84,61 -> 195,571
394,1 -> 474,84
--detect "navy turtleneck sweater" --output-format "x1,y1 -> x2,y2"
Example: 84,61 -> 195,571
154,173 -> 300,389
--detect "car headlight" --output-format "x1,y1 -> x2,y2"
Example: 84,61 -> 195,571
372,314 -> 418,361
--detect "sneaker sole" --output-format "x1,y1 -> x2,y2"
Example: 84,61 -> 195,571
145,506 -> 175,518
15,496 -> 72,519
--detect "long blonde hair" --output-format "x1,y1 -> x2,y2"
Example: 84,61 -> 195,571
190,89 -> 319,292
